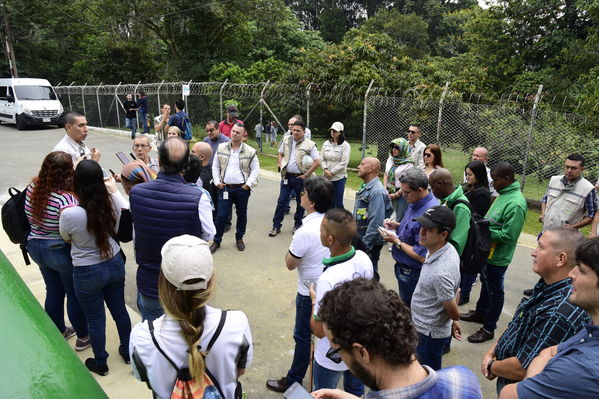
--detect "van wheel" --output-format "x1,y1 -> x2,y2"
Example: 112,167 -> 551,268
15,114 -> 25,130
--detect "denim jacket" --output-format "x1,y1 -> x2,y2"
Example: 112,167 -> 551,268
354,177 -> 393,250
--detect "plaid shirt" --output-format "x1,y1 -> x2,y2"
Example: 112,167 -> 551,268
494,277 -> 591,387
364,366 -> 482,399
542,176 -> 598,218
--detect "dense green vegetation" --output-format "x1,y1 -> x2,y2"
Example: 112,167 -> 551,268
4,0 -> 598,114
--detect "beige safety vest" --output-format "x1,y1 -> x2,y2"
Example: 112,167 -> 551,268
215,142 -> 257,185
280,135 -> 316,177
543,175 -> 594,232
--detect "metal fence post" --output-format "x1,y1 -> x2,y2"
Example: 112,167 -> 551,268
260,80 -> 270,125
96,83 -> 103,127
521,84 -> 543,191
115,82 -> 121,129
219,79 -> 228,120
67,82 -> 74,111
306,82 -> 313,128
157,80 -> 164,115
436,82 -> 449,143
184,79 -> 192,117
134,80 -> 141,131
81,83 -> 87,118
362,79 -> 375,159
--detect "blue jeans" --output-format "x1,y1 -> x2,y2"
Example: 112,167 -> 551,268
331,178 -> 347,209
214,187 -> 251,243
273,176 -> 305,230
139,110 -> 149,133
286,293 -> 313,384
256,136 -> 262,152
460,273 -> 478,302
73,255 -> 131,366
137,291 -> 164,322
125,117 -> 137,138
395,262 -> 421,308
416,333 -> 451,371
475,263 -> 507,332
27,238 -> 88,338
313,360 -> 364,396
393,196 -> 408,222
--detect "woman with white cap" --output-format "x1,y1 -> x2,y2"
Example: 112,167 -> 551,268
321,122 -> 351,209
129,235 -> 253,399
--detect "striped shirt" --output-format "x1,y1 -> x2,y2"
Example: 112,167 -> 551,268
364,365 -> 482,399
25,182 -> 78,239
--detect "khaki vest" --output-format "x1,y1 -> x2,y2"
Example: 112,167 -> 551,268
216,142 -> 257,185
543,175 -> 594,232
280,135 -> 316,176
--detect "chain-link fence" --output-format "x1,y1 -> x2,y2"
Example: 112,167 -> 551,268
55,81 -> 599,203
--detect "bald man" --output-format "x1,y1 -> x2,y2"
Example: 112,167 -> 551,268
354,157 -> 393,281
465,147 -> 497,196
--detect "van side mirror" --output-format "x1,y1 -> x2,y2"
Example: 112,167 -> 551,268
6,95 -> 14,103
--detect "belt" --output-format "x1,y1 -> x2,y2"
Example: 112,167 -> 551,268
224,183 -> 243,188
285,173 -> 302,178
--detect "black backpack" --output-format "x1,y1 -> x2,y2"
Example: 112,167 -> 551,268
449,199 -> 490,275
1,187 -> 31,265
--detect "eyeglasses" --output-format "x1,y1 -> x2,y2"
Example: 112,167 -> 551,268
424,153 -> 432,157
391,145 -> 401,150
206,128 -> 215,133
133,144 -> 148,148
326,346 -> 343,364
408,130 -> 418,134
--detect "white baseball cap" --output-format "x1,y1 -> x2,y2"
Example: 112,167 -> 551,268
329,122 -> 344,132
161,235 -> 213,291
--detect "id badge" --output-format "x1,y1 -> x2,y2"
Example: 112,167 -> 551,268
223,191 -> 229,200
283,179 -> 288,185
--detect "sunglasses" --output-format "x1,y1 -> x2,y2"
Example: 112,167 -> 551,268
326,346 -> 343,364
391,145 -> 401,150
408,130 -> 418,134
424,153 -> 433,157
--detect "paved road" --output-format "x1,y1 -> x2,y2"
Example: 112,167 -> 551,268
0,124 -> 539,398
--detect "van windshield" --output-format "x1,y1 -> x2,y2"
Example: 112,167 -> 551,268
14,86 -> 57,100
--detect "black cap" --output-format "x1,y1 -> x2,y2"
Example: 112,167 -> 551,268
226,105 -> 239,117
413,206 -> 456,230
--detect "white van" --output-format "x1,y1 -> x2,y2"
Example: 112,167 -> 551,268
0,78 -> 64,130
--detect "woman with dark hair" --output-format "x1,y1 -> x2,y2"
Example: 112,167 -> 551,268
423,144 -> 444,177
59,159 -> 131,376
130,235 -> 253,399
321,122 -> 351,209
383,138 -> 414,221
463,160 -> 491,217
459,160 -> 492,306
24,151 -> 89,349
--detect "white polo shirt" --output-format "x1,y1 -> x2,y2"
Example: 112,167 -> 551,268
53,134 -> 90,162
313,249 -> 373,371
288,212 -> 329,296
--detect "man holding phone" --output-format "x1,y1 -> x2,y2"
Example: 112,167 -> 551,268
53,111 -> 100,164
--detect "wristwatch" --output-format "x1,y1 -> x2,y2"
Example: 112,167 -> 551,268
487,359 -> 495,376
394,240 -> 402,249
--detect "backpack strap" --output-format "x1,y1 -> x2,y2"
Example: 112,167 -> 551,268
148,318 -> 180,372
448,198 -> 473,212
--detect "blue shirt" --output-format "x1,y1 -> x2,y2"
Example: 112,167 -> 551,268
137,96 -> 147,112
517,324 -> 599,399
392,192 -> 439,269
364,365 -> 482,399
203,134 -> 230,166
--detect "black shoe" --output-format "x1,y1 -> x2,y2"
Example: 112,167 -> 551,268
266,377 -> 291,393
292,225 -> 301,234
460,310 -> 484,324
236,239 -> 245,251
284,208 -> 291,215
269,228 -> 281,237
225,223 -> 232,233
458,297 -> 469,306
467,328 -> 494,343
443,345 -> 451,355
523,289 -> 533,296
120,351 -> 131,365
210,242 -> 220,253
85,358 -> 109,376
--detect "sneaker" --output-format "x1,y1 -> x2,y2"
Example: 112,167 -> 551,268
62,326 -> 76,340
85,358 -> 109,376
75,336 -> 91,351
268,228 -> 281,237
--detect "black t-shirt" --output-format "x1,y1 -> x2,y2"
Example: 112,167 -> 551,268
123,100 -> 138,118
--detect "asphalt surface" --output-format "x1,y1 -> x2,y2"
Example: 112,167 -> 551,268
0,124 -> 540,398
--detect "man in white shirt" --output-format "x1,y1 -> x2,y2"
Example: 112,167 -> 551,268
153,103 -> 170,142
266,176 -> 334,393
407,124 -> 426,169
210,122 -> 260,253
53,111 -> 100,163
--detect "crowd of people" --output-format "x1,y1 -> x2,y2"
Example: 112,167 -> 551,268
19,105 -> 599,399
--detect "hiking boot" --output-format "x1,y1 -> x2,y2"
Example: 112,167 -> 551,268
75,336 -> 91,351
85,358 -> 109,376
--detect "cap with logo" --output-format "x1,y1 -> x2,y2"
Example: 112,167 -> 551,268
413,205 -> 456,230
161,235 -> 214,291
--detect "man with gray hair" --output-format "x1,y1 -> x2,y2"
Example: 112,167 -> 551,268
380,167 -> 439,306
